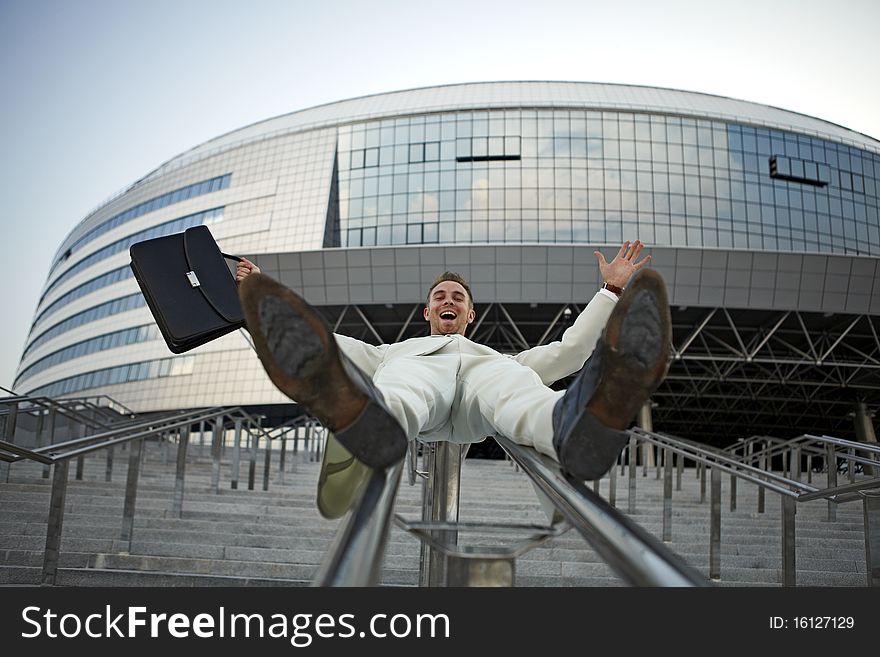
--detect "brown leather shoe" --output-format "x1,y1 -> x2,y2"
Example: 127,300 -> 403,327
552,268 -> 671,480
239,273 -> 407,469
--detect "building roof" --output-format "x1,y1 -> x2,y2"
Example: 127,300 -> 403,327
144,80 -> 880,182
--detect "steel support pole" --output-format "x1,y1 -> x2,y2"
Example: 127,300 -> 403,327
730,475 -> 737,512
758,452 -> 766,514
826,444 -> 837,522
262,437 -> 271,491
231,420 -> 242,489
105,446 -> 114,482
792,446 -> 801,482
42,408 -> 55,479
1,402 -> 18,483
854,401 -> 878,477
662,447 -> 673,542
120,438 -> 144,551
676,452 -> 683,491
608,455 -> 617,507
248,433 -> 258,490
627,435 -> 637,514
172,427 -> 189,518
279,437 -> 287,484
861,490 -> 880,587
782,496 -> 797,587
709,466 -> 721,580
806,455 -> 812,484
211,420 -> 223,494
638,401 -> 654,476
700,462 -> 706,503
422,442 -> 463,587
42,460 -> 69,586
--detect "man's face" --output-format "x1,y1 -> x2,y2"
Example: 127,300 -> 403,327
424,280 -> 475,336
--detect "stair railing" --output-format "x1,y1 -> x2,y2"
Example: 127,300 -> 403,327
0,404 -> 277,585
628,428 -> 880,586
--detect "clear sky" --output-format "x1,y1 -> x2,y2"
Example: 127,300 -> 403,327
1,0 -> 878,389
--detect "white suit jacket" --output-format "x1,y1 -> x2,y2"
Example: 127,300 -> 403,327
332,291 -> 617,444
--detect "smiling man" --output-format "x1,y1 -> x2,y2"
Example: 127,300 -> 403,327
237,241 -> 670,482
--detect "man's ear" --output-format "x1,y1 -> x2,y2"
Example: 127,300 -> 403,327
423,306 -> 430,321
467,309 -> 476,324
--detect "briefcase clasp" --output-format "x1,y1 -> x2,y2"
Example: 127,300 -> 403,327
186,271 -> 201,288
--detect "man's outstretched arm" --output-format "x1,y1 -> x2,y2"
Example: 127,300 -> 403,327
513,240 -> 652,384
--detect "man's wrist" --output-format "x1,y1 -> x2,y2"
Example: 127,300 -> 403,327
602,282 -> 624,297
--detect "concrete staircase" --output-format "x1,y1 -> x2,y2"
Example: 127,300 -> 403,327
0,441 -> 869,586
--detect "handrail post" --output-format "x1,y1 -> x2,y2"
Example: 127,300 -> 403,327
248,430 -> 258,490
700,461 -> 707,503
709,466 -> 721,580
231,419 -> 242,489
172,426 -> 189,518
262,433 -> 272,492
662,447 -> 673,541
120,438 -> 144,551
608,453 -> 617,507
105,445 -> 114,482
675,452 -> 683,491
420,442 -> 463,587
730,474 -> 737,512
792,446 -> 801,482
826,444 -> 837,521
782,495 -> 797,586
627,435 -> 637,514
806,454 -> 812,483
848,447 -> 856,484
1,401 -> 18,483
861,490 -> 880,587
211,419 -> 223,494
278,434 -> 287,484
42,460 -> 69,586
757,448 -> 765,513
42,408 -> 56,479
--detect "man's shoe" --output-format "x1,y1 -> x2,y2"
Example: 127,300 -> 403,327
552,268 -> 671,481
239,273 -> 407,469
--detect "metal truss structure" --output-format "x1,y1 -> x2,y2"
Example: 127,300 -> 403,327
313,302 -> 880,447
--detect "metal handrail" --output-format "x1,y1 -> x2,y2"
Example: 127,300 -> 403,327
0,406 -> 258,464
313,460 -> 404,586
631,429 -> 817,497
633,428 -> 880,503
628,427 -> 880,586
494,435 -> 709,587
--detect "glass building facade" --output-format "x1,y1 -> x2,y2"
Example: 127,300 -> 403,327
14,82 -> 880,435
333,110 -> 879,254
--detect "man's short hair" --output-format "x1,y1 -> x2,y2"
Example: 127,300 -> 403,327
427,271 -> 474,309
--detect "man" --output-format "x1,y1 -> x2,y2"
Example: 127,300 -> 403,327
235,241 -> 670,482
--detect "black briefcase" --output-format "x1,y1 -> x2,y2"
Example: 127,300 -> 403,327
130,225 -> 246,354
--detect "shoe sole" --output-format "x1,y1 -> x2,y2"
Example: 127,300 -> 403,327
239,274 -> 406,469
557,269 -> 671,481
586,268 -> 671,430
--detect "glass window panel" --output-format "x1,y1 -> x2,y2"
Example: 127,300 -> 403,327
409,143 -> 424,163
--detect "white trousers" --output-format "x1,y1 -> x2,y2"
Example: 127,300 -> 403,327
372,339 -> 563,460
